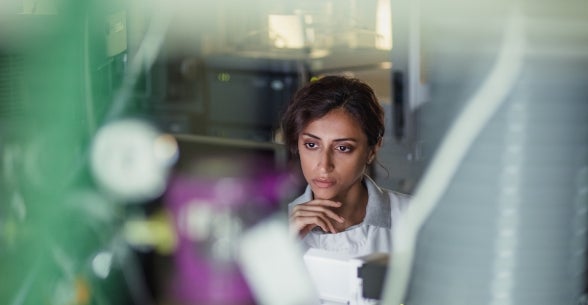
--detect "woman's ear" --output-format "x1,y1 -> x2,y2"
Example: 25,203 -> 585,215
368,137 -> 383,164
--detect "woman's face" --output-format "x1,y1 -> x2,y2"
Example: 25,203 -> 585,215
297,108 -> 377,201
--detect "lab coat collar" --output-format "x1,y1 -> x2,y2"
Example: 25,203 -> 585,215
363,175 -> 391,228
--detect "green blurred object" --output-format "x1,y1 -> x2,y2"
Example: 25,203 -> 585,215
0,1 -> 132,304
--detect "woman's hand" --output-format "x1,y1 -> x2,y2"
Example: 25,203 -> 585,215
289,199 -> 345,238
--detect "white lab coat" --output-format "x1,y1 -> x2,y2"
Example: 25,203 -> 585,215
288,175 -> 410,257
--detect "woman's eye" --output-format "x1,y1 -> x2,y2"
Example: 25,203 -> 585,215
304,143 -> 317,149
337,145 -> 352,152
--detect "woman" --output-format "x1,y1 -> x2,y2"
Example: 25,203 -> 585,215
281,75 -> 410,257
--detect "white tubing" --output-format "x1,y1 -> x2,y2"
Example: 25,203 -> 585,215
381,4 -> 526,305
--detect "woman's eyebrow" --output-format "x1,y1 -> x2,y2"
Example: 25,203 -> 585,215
333,138 -> 358,143
301,133 -> 358,143
301,132 -> 320,140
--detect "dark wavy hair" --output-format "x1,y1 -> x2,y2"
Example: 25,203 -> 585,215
280,75 -> 385,156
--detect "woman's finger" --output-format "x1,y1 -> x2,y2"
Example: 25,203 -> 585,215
290,212 -> 337,234
291,204 -> 344,223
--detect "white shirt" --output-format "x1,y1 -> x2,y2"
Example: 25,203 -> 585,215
288,175 -> 410,258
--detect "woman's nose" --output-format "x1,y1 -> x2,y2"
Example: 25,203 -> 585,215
317,149 -> 334,172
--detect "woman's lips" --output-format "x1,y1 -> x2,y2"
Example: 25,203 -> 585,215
313,178 -> 335,188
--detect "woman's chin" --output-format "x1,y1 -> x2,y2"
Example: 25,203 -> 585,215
311,189 -> 337,201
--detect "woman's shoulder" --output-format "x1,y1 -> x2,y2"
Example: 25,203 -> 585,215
365,176 -> 411,211
387,189 -> 411,201
386,189 -> 411,211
